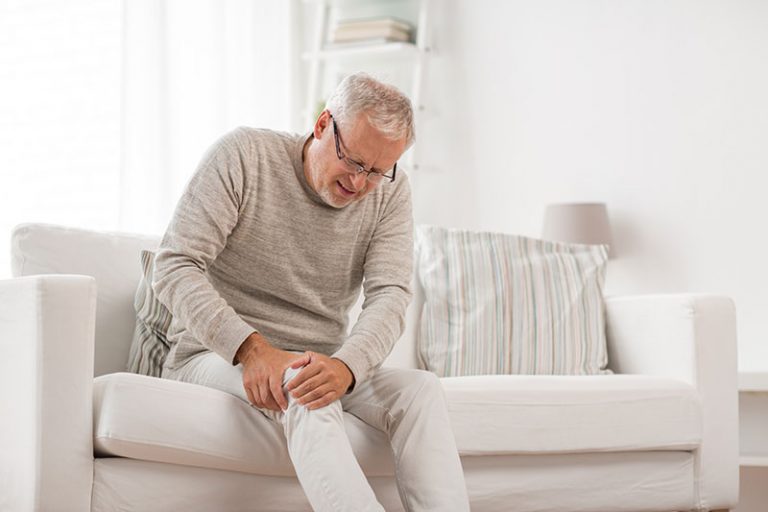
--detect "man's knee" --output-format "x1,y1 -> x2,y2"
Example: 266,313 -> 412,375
282,365 -> 305,387
281,364 -> 344,418
388,369 -> 442,408
411,369 -> 442,399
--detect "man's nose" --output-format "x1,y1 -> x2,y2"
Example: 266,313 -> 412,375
350,171 -> 367,190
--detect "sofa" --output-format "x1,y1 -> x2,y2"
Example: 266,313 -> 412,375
1,222 -> 739,512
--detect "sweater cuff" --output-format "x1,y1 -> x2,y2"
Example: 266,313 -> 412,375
212,314 -> 258,366
331,342 -> 371,393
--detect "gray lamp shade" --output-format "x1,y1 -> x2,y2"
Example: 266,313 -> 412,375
542,203 -> 613,257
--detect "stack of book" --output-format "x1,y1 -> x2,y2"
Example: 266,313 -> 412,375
329,17 -> 414,46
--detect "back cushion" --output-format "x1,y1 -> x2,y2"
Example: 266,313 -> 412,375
415,224 -> 611,377
10,223 -> 425,375
11,223 -> 160,377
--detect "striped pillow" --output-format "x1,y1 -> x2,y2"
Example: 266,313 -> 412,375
415,225 -> 611,377
126,249 -> 172,377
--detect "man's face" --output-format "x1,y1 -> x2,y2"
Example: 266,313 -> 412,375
305,111 -> 406,209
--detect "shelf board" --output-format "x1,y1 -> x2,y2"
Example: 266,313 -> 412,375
302,41 -> 421,60
302,0 -> 411,7
739,372 -> 768,392
741,455 -> 768,467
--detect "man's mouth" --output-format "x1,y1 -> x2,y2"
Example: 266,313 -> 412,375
336,180 -> 356,197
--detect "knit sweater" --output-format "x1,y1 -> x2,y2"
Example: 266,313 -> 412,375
152,127 -> 413,387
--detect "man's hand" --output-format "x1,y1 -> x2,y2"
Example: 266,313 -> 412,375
284,352 -> 354,410
236,333 -> 310,412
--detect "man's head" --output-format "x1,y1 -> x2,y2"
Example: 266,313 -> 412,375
303,73 -> 415,208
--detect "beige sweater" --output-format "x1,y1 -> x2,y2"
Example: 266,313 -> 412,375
152,127 -> 413,387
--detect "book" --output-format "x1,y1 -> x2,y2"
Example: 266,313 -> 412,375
332,25 -> 411,43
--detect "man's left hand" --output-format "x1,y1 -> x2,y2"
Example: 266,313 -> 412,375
285,352 -> 354,410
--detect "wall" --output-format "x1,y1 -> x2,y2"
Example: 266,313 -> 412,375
415,0 -> 768,370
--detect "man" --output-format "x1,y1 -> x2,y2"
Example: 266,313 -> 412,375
153,73 -> 470,511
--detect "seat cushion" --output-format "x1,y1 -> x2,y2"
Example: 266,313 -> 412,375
95,372 -> 702,476
93,372 -> 397,477
442,374 -> 702,454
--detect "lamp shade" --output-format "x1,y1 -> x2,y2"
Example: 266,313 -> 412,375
542,203 -> 613,257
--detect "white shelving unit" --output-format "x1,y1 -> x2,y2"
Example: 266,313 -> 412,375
739,372 -> 768,467
299,0 -> 432,170
736,372 -> 768,512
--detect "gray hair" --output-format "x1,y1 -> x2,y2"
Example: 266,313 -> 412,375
325,72 -> 415,148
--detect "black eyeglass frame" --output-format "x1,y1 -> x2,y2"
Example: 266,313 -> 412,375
330,114 -> 397,183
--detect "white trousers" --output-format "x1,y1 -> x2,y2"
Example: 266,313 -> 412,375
162,351 -> 470,512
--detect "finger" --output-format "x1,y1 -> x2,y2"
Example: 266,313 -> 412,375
261,384 -> 281,412
296,384 -> 332,406
270,374 -> 288,411
264,394 -> 282,412
289,352 -> 311,369
285,361 -> 323,391
291,374 -> 327,401
258,382 -> 273,410
245,385 -> 257,407
306,390 -> 337,410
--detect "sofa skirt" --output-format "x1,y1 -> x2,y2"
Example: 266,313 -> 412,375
92,451 -> 696,512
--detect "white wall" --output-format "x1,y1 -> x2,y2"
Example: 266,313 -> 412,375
415,0 -> 768,371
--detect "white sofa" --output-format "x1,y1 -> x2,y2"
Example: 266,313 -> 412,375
0,222 -> 739,512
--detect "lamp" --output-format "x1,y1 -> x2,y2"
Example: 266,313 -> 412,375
542,202 -> 614,258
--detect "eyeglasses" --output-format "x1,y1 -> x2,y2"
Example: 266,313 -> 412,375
330,114 -> 397,184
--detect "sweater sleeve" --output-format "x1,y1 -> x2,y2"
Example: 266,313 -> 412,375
331,174 -> 414,388
151,128 -> 257,366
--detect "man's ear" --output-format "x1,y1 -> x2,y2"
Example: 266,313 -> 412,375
313,110 -> 331,140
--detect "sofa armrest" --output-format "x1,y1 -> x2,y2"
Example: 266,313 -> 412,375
0,275 -> 96,512
605,293 -> 739,510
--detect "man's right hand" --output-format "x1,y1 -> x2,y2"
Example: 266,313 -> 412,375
235,332 -> 310,412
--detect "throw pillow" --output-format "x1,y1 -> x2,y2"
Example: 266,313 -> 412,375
126,249 -> 173,377
415,225 -> 611,377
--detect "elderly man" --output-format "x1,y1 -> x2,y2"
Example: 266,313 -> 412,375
153,73 -> 470,511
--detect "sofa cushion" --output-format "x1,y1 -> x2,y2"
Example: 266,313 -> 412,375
442,374 -> 702,455
94,373 -> 701,476
415,224 -> 610,377
10,223 -> 161,376
93,372 -> 397,477
126,250 -> 172,377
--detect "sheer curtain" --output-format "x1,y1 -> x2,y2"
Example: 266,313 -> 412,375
0,0 -> 295,278
120,0 -> 295,236
0,0 -> 122,278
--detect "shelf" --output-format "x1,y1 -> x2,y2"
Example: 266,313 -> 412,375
741,455 -> 768,467
302,41 -> 421,60
739,372 -> 768,392
302,0 -> 400,6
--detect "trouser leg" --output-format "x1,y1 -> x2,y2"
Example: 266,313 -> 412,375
280,366 -> 384,512
340,367 -> 471,512
162,352 -> 385,512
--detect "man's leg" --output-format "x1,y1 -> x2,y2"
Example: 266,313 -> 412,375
280,366 -> 384,512
162,352 -> 385,512
340,367 -> 471,512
